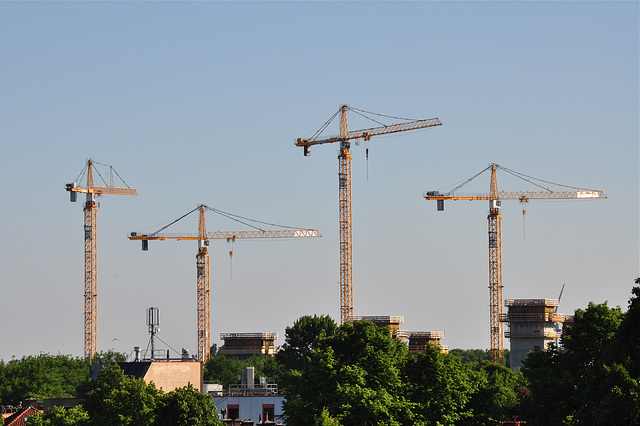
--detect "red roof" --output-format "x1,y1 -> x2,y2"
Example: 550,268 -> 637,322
4,406 -> 43,426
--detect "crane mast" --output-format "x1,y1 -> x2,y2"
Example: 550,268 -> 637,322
84,190 -> 98,361
297,105 -> 442,324
487,164 -> 503,364
196,206 -> 210,361
338,106 -> 353,324
66,159 -> 138,360
130,204 -> 321,361
424,163 -> 606,364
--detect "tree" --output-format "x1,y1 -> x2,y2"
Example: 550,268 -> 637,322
276,315 -> 337,372
29,406 -> 89,426
154,384 -> 221,426
0,354 -> 88,404
203,352 -> 281,390
314,407 -> 342,426
90,350 -> 127,364
461,361 -> 522,425
562,301 -> 623,367
403,345 -> 475,425
449,348 -> 511,367
282,320 -> 412,425
616,279 -> 640,377
522,281 -> 640,425
79,364 -> 159,426
203,354 -> 243,390
449,349 -> 490,364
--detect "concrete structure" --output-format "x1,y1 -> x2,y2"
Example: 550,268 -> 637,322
353,315 -> 406,339
218,333 -> 278,359
502,298 -> 567,368
407,331 -> 449,354
354,316 -> 449,354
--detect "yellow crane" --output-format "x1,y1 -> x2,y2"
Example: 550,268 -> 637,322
65,159 -> 139,360
129,204 -> 321,361
424,163 -> 606,364
296,105 -> 442,324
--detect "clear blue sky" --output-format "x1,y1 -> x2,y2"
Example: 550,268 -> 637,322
1,1 -> 637,361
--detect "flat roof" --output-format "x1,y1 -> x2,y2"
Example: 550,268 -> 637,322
505,298 -> 559,307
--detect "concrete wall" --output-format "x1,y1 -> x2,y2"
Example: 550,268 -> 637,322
510,336 -> 554,368
144,361 -> 203,392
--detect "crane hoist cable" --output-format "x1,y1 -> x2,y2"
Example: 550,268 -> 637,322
129,204 -> 321,361
296,105 -> 442,324
424,163 -> 606,365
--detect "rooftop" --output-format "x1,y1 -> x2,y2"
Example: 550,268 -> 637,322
505,298 -> 559,307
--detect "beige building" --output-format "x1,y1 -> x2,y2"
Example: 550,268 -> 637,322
119,360 -> 203,392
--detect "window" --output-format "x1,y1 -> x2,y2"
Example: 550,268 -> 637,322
227,404 -> 239,420
262,404 -> 274,423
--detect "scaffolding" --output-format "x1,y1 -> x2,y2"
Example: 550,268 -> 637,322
502,298 -> 566,368
218,333 -> 279,359
407,331 -> 449,354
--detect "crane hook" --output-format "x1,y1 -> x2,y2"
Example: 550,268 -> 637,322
366,139 -> 370,182
521,201 -> 528,239
227,236 -> 236,279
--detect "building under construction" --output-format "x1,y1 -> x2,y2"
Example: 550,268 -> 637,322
407,331 -> 449,354
352,316 -> 406,339
353,316 -> 449,354
218,333 -> 279,359
502,298 -> 568,368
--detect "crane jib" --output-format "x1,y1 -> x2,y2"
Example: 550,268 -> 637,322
295,117 -> 442,147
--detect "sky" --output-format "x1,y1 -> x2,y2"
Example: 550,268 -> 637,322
0,1 -> 638,362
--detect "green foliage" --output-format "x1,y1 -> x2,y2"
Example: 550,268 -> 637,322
449,349 -> 491,364
283,320 -> 412,425
90,350 -> 127,364
449,348 -> 511,367
154,384 -> 221,426
203,353 -> 242,389
28,365 -> 222,426
562,301 -> 624,366
79,364 -> 159,426
276,314 -> 337,372
314,407 -> 342,426
461,361 -> 523,425
616,279 -> 640,377
203,353 -> 281,390
0,354 -> 89,404
284,321 -> 408,425
404,346 -> 476,425
522,281 -> 640,425
29,405 -> 90,426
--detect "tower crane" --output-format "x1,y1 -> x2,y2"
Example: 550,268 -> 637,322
424,163 -> 606,364
296,105 -> 442,324
65,159 -> 139,360
129,204 -> 321,361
